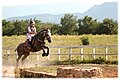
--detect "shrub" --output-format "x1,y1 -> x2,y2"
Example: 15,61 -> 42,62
91,57 -> 105,64
52,57 -> 117,65
105,60 -> 118,65
81,37 -> 89,45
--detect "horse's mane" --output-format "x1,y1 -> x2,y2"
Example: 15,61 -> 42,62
38,29 -> 47,33
35,29 -> 48,37
33,29 -> 50,43
33,29 -> 46,41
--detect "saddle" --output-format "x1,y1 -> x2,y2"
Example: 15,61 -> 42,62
24,41 -> 29,47
23,40 -> 37,52
24,36 -> 35,48
23,36 -> 45,52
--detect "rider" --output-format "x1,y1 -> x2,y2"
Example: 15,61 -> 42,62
26,20 -> 37,48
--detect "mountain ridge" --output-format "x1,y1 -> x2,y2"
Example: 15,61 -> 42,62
5,2 -> 118,24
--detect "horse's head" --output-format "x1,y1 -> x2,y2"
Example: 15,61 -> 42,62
37,29 -> 52,43
44,29 -> 52,43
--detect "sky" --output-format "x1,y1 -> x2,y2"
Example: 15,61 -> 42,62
1,0 -> 118,19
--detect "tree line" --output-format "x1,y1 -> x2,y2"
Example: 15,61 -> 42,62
2,14 -> 118,36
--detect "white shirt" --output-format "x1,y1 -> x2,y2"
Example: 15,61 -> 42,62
26,26 -> 36,40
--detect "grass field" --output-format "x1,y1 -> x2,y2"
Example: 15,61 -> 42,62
2,35 -> 118,78
2,35 -> 118,64
2,34 -> 118,47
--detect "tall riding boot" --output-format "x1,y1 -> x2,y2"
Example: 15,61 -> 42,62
27,39 -> 31,48
31,37 -> 34,48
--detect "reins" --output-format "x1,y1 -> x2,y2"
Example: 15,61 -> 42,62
32,30 -> 47,45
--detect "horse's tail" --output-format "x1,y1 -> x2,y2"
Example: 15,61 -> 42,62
14,43 -> 22,52
14,46 -> 18,52
14,48 -> 17,52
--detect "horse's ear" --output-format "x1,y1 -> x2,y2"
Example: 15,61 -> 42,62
46,29 -> 50,32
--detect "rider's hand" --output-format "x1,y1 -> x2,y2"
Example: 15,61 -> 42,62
29,32 -> 36,34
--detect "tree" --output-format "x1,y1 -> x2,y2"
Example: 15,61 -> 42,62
20,20 -> 28,35
51,24 -> 60,35
13,20 -> 24,36
60,14 -> 78,35
78,15 -> 99,35
2,16 -> 118,36
96,18 -> 118,34
2,20 -> 14,36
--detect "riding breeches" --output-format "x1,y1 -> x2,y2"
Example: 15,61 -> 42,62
26,33 -> 35,41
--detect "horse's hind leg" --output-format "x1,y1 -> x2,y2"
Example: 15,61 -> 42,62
21,52 -> 30,65
16,53 -> 22,67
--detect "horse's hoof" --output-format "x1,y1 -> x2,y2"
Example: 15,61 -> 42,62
42,53 -> 46,57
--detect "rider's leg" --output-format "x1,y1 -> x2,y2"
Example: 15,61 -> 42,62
31,37 -> 34,47
26,35 -> 32,47
27,39 -> 31,47
27,36 -> 32,47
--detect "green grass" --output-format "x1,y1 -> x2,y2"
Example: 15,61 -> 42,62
52,57 -> 118,65
2,34 -> 118,47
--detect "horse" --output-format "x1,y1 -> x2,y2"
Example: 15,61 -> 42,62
15,29 -> 52,66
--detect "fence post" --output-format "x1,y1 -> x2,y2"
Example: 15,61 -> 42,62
36,52 -> 39,61
47,55 -> 50,60
81,48 -> 83,61
58,48 -> 61,61
27,53 -> 29,59
93,48 -> 96,59
15,51 -> 18,58
105,47 -> 108,60
7,50 -> 10,61
69,47 -> 72,60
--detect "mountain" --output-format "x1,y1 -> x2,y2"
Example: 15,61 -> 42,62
83,2 -> 118,21
6,14 -> 64,24
6,2 -> 118,24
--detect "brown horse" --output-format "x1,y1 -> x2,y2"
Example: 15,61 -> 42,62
15,29 -> 52,66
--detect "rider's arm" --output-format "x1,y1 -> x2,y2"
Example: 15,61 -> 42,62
27,26 -> 36,34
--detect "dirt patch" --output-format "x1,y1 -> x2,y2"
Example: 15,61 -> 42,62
70,64 -> 118,78
2,66 -> 15,77
2,64 -> 118,78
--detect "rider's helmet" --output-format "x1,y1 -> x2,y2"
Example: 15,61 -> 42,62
30,20 -> 35,25
29,20 -> 35,27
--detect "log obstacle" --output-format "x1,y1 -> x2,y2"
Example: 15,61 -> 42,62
14,68 -> 56,78
57,67 -> 103,78
15,67 -> 103,78
20,70 -> 56,78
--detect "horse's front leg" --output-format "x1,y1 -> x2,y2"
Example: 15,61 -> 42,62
42,46 -> 49,56
41,47 -> 46,57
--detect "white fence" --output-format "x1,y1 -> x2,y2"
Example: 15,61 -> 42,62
2,45 -> 118,61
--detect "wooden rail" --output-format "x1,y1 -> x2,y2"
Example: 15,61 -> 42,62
2,45 -> 118,61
